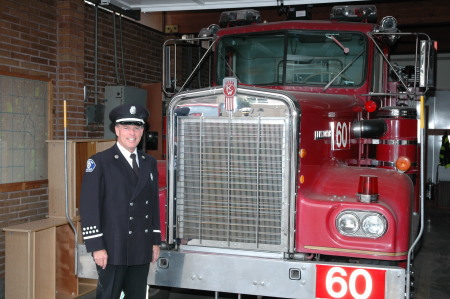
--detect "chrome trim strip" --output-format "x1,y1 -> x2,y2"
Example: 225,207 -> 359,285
179,245 -> 284,259
304,245 -> 408,257
373,160 -> 418,167
372,139 -> 417,145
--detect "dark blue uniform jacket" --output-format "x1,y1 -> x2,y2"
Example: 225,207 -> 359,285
80,144 -> 161,266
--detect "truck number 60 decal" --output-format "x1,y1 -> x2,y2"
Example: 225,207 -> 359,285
331,121 -> 351,150
316,265 -> 386,299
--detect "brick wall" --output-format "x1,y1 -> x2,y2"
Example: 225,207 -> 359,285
0,0 -> 58,288
54,0 -> 86,139
0,185 -> 49,225
0,0 -> 164,292
0,0 -> 58,78
83,3 -> 164,137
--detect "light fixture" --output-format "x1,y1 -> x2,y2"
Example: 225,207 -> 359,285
330,5 -> 377,22
198,24 -> 220,38
365,100 -> 377,113
362,214 -> 387,237
336,212 -> 360,235
396,156 -> 411,172
336,210 -> 388,238
357,175 -> 379,203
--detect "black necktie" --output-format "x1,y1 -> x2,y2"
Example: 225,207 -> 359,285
130,153 -> 139,177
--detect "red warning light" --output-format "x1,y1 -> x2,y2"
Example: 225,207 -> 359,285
357,175 -> 379,203
365,100 -> 377,113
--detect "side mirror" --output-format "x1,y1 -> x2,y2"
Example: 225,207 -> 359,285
419,40 -> 437,88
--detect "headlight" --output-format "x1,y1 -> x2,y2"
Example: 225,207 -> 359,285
362,214 -> 387,237
336,212 -> 360,235
336,210 -> 388,238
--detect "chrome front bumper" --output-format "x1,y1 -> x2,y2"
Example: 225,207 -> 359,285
148,250 -> 406,299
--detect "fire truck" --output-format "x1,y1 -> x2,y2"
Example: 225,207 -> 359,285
148,5 -> 436,299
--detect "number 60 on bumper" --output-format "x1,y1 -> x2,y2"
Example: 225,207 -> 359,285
315,265 -> 387,299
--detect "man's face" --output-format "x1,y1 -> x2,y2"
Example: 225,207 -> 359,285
115,124 -> 144,152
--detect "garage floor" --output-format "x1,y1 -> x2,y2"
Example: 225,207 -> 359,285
79,206 -> 450,299
413,206 -> 450,299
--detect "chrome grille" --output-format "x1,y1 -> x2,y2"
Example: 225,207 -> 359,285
176,117 -> 289,251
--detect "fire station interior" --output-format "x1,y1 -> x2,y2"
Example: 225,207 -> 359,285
1,0 -> 450,299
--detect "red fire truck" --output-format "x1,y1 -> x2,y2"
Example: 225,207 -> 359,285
149,5 -> 436,299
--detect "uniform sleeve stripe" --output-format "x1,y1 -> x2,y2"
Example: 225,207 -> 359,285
83,233 -> 103,240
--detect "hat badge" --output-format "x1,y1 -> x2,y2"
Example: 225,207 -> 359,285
130,106 -> 137,115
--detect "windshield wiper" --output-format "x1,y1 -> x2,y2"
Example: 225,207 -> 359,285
224,59 -> 241,83
323,49 -> 364,91
327,34 -> 350,54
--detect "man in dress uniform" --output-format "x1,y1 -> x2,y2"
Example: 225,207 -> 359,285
80,104 -> 161,299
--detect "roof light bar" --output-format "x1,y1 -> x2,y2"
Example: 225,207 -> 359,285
219,9 -> 261,28
330,5 -> 377,23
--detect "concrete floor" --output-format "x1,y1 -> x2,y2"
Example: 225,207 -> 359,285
413,206 -> 450,298
79,206 -> 450,299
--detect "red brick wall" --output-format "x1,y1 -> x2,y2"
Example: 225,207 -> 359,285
0,0 -> 58,77
54,0 -> 86,139
0,0 -> 58,287
83,4 -> 164,138
0,186 -> 49,225
0,0 -> 164,288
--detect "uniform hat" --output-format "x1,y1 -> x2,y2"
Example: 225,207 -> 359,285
109,104 -> 149,126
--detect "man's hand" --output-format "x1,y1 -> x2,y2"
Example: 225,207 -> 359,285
93,249 -> 108,269
152,245 -> 160,263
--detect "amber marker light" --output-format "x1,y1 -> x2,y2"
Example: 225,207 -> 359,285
364,100 -> 377,113
299,175 -> 305,184
396,156 -> 411,172
299,149 -> 306,158
357,175 -> 379,203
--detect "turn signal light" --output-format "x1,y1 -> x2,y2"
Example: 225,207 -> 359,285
396,156 -> 411,172
299,175 -> 305,184
357,175 -> 379,203
299,149 -> 307,158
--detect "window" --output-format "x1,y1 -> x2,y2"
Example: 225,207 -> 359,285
216,30 -> 367,88
0,74 -> 50,184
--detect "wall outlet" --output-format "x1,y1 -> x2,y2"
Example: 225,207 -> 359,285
165,25 -> 178,34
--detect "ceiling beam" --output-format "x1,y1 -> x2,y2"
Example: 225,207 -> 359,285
131,0 -> 366,13
87,0 -> 141,19
161,0 -> 450,53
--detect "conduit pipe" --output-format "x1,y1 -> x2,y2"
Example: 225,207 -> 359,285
64,101 -> 78,275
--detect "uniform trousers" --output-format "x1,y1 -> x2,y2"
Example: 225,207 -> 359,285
95,263 -> 150,299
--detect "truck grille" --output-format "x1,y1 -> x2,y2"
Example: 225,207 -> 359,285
176,117 -> 289,251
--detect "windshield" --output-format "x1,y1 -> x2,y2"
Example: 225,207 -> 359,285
216,31 -> 367,88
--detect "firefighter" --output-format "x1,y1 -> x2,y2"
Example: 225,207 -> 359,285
80,104 -> 161,299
